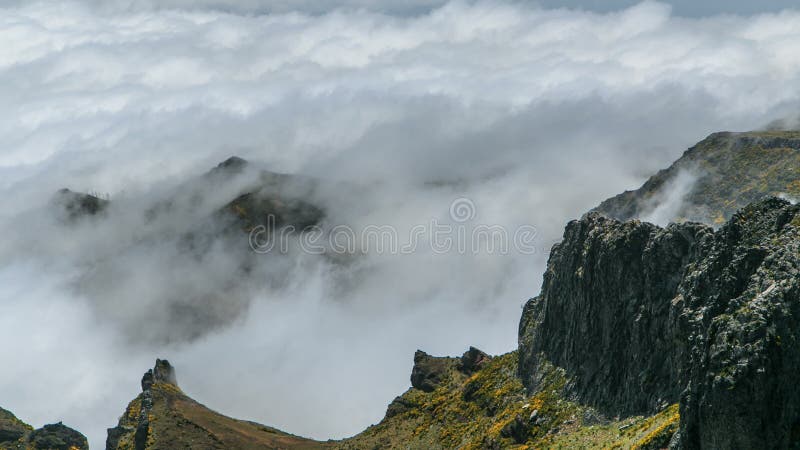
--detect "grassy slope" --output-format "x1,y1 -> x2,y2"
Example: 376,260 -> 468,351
111,382 -> 328,450
596,130 -> 800,224
108,353 -> 680,449
338,352 -> 679,450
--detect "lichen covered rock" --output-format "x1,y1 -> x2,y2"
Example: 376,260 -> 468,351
409,350 -> 457,393
0,408 -> 87,450
0,407 -> 31,445
28,422 -> 89,450
520,197 -> 800,448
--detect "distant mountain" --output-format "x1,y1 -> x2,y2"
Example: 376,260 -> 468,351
595,131 -> 800,224
52,157 -> 328,345
56,156 -> 325,232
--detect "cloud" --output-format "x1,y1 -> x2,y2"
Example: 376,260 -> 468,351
1,0 -> 800,447
639,168 -> 699,226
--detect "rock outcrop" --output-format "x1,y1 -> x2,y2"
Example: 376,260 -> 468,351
0,407 -> 87,450
519,213 -> 709,416
27,422 -> 89,450
409,350 -> 457,392
53,188 -> 109,221
458,346 -> 492,374
0,407 -> 30,446
520,197 -> 800,449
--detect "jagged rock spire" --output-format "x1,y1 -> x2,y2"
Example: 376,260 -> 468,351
141,359 -> 177,392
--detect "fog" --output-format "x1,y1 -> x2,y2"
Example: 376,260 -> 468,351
1,1 -> 800,447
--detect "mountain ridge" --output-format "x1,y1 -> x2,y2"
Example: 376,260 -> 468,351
10,129 -> 800,449
595,130 -> 800,224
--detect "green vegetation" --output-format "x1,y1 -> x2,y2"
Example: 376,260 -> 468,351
1,407 -> 87,450
338,352 -> 680,450
596,130 -> 800,224
108,382 -> 326,450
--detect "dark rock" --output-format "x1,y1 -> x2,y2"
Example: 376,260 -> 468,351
28,422 -> 88,450
153,358 -> 177,386
0,406 -> 31,443
141,369 -> 154,391
410,350 -> 455,393
519,197 -> 800,449
500,414 -> 531,444
519,213 -> 710,415
133,415 -> 149,450
141,359 -> 177,392
105,425 -> 133,450
385,396 -> 417,418
53,188 -> 109,220
1,408 -> 86,450
458,346 -> 491,374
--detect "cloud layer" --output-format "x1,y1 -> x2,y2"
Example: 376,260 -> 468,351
1,1 -> 800,447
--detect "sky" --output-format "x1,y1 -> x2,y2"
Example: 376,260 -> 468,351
1,1 -> 800,448
2,0 -> 795,16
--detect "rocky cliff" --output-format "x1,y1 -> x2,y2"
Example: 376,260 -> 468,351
521,197 -> 800,448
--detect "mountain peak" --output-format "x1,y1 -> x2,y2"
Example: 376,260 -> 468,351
107,360 -> 325,450
141,359 -> 177,392
212,155 -> 249,174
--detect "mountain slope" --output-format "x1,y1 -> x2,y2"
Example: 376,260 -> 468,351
108,354 -> 683,450
595,130 -> 800,224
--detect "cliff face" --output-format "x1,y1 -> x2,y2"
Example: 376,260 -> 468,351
519,214 -> 709,416
595,131 -> 800,224
520,197 -> 800,449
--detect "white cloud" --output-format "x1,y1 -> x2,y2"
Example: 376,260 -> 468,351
1,1 -> 800,447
